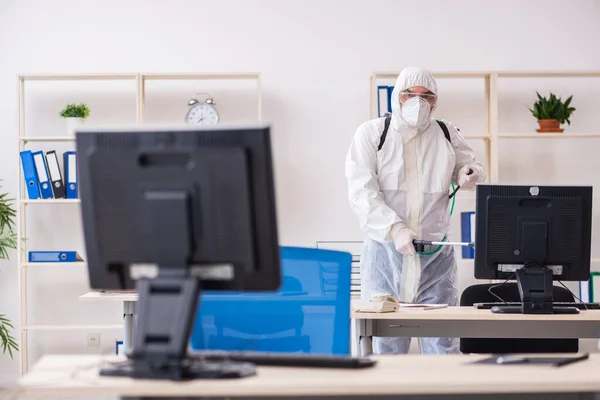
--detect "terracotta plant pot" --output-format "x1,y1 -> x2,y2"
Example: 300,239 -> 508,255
536,119 -> 563,133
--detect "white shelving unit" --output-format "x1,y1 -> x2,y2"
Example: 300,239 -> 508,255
370,70 -> 600,182
16,72 -> 262,374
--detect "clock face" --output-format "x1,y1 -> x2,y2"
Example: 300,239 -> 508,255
185,103 -> 219,125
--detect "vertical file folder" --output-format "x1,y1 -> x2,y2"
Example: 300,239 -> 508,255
579,272 -> 600,302
461,212 -> 475,259
45,150 -> 66,198
32,151 -> 54,199
377,86 -> 389,117
64,151 -> 77,198
19,150 -> 41,199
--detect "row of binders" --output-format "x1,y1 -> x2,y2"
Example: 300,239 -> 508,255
20,150 -> 78,199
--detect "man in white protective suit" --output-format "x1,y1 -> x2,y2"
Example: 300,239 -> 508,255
345,66 -> 486,354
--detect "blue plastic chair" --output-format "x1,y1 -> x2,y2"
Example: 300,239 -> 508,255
189,246 -> 352,355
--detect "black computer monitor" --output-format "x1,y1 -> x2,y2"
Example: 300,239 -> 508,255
474,184 -> 593,314
76,125 -> 281,380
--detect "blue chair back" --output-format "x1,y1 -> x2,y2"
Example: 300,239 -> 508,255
189,246 -> 352,355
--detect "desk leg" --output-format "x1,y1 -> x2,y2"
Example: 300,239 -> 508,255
360,335 -> 373,356
123,301 -> 136,353
353,318 -> 374,357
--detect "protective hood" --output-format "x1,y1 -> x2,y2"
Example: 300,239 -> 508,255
390,67 -> 438,133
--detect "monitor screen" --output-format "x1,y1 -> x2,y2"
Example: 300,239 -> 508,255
474,184 -> 592,282
77,125 -> 281,292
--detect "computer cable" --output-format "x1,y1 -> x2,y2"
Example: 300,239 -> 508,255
558,281 -> 588,311
487,272 -> 516,304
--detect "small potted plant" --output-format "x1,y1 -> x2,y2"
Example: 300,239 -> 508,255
529,92 -> 575,133
59,103 -> 90,136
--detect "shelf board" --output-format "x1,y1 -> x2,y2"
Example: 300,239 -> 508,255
22,262 -> 86,268
19,73 -> 138,81
463,135 -> 490,140
498,133 -> 600,139
20,199 -> 80,204
497,71 -> 600,78
141,73 -> 260,81
372,71 -> 600,81
22,324 -> 123,330
373,72 -> 491,80
20,136 -> 75,142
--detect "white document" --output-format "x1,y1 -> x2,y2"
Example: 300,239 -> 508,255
398,303 -> 448,310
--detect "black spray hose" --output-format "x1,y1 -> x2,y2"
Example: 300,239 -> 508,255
448,168 -> 473,200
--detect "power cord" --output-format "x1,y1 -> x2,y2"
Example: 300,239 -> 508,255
487,272 -> 516,304
487,263 -> 534,303
485,266 -> 587,311
558,280 -> 588,311
520,262 -> 587,311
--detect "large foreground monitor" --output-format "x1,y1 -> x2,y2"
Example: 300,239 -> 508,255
474,184 -> 592,314
77,125 -> 281,380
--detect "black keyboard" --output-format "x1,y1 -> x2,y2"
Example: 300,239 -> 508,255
474,302 -> 600,310
194,351 -> 377,369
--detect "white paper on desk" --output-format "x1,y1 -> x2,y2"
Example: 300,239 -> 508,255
398,303 -> 448,310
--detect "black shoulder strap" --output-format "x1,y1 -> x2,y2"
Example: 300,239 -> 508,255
377,115 -> 392,151
377,117 -> 452,152
436,119 -> 451,143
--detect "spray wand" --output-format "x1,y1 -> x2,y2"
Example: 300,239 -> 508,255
413,239 -> 474,253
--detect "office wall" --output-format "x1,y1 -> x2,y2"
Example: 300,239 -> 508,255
1,0 -> 599,378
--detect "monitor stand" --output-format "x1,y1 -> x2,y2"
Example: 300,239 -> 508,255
99,275 -> 257,380
98,189 -> 256,380
491,221 -> 578,315
491,263 -> 579,315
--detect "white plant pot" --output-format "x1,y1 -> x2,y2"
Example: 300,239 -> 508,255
65,117 -> 85,137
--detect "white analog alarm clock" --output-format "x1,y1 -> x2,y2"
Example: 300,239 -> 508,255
185,93 -> 219,125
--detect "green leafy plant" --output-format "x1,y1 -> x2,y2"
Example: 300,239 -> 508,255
0,180 -> 18,358
528,92 -> 576,125
0,314 -> 17,359
59,103 -> 90,119
0,189 -> 16,261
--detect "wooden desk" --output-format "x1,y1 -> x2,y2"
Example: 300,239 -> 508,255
353,307 -> 600,356
16,354 -> 600,399
82,293 -> 600,358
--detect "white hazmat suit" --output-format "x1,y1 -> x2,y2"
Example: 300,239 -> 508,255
345,67 -> 485,354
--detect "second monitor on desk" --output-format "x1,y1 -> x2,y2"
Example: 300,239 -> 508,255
474,184 -> 593,315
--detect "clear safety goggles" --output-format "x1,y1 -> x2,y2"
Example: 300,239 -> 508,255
399,90 -> 437,106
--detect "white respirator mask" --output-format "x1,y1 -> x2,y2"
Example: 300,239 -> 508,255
400,97 -> 432,130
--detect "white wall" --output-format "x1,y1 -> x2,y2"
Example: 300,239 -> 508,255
1,0 -> 600,378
